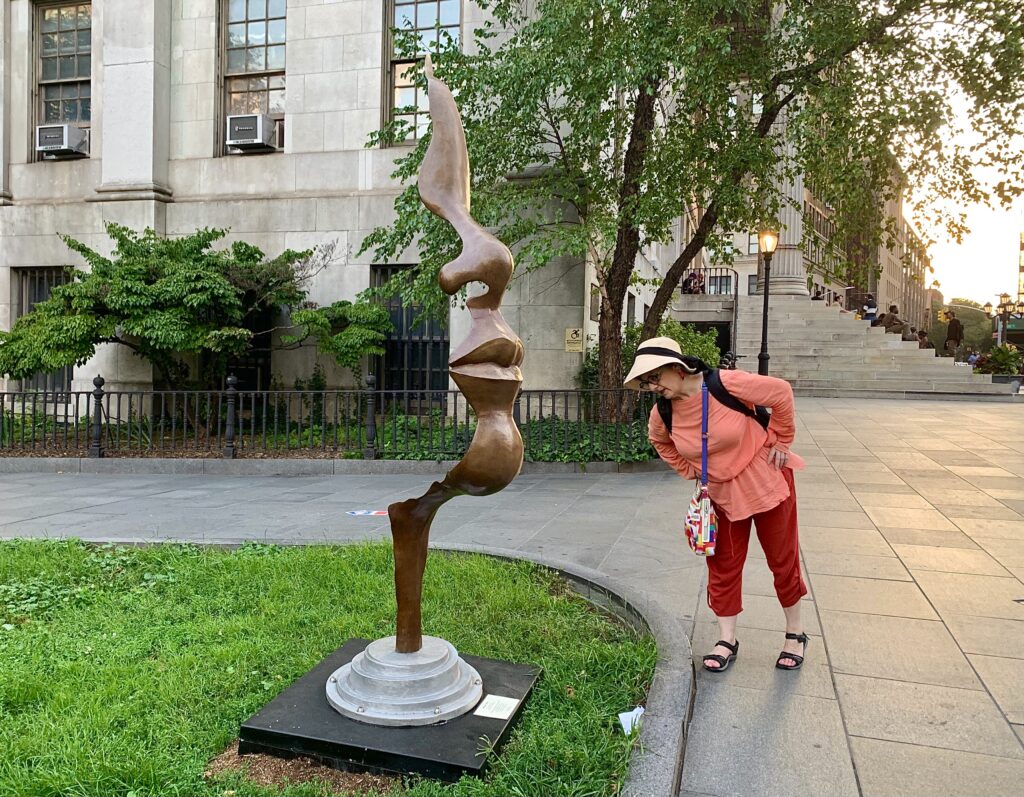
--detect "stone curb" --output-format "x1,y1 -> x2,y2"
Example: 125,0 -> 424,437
0,457 -> 669,476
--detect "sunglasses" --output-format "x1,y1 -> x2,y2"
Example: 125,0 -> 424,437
638,371 -> 663,390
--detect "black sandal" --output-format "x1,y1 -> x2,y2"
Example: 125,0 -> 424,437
702,639 -> 739,673
776,632 -> 808,670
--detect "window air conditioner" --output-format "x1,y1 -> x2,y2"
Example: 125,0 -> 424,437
226,114 -> 276,152
35,124 -> 88,159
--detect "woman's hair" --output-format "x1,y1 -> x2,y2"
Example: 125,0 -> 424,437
679,355 -> 711,374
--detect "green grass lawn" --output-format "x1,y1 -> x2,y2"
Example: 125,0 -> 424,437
0,540 -> 656,797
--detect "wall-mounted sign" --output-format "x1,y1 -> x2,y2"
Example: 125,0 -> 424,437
565,328 -> 583,352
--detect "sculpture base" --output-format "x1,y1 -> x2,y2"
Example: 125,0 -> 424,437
238,638 -> 540,782
326,635 -> 482,726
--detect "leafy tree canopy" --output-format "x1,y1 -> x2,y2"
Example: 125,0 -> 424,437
362,0 -> 1024,391
0,225 -> 389,388
282,300 -> 393,376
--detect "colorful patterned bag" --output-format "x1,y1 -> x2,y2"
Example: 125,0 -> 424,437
684,384 -> 717,556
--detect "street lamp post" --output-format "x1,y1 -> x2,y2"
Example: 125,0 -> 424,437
983,294 -> 1024,346
757,227 -> 780,376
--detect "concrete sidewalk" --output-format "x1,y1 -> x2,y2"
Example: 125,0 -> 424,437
2,397 -> 1024,797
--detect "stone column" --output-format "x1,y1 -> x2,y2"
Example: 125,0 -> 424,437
757,112 -> 809,296
92,0 -> 172,203
0,0 -> 14,206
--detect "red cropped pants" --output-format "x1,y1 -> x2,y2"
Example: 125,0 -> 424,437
706,468 -> 806,617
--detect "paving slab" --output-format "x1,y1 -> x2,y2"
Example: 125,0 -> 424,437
942,614 -> 1024,659
834,674 -> 1023,758
864,505 -> 958,530
877,526 -> 981,549
852,491 -> 934,509
893,544 -> 1013,576
914,488 -> 1006,507
809,574 -> 938,619
819,610 -> 981,689
799,526 -> 895,556
951,517 -> 1024,540
934,503 -> 1024,521
967,655 -> 1024,724
681,683 -> 858,797
912,570 -> 1024,621
850,737 -> 1024,797
801,550 -> 911,581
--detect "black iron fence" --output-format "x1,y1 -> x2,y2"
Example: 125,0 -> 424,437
0,375 -> 658,463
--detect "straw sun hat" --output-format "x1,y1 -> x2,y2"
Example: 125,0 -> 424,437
623,336 -> 702,390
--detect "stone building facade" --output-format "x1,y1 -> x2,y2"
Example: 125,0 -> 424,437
1,0 -> 671,396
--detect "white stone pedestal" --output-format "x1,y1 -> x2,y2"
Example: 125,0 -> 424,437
326,636 -> 483,727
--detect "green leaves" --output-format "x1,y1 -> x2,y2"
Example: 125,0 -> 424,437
0,224 -> 316,388
365,0 -> 1024,390
284,300 -> 394,374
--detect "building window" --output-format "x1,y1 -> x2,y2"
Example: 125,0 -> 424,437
387,0 -> 461,141
747,274 -> 758,295
747,233 -> 759,255
224,0 -> 286,149
590,284 -> 600,322
708,275 -> 733,295
643,303 -> 650,321
371,265 -> 449,395
12,268 -> 73,392
38,3 -> 91,129
626,293 -> 636,326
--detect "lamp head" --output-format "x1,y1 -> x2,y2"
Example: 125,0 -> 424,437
1017,301 -> 1024,315
983,301 -> 993,316
758,228 -> 779,255
999,292 -> 1012,306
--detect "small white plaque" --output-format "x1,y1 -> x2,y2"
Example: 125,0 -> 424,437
473,694 -> 520,720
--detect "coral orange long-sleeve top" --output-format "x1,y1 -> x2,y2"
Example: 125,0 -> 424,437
648,370 -> 805,521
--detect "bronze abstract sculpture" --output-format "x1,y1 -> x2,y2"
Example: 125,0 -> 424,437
388,58 -> 525,654
326,58 -> 522,727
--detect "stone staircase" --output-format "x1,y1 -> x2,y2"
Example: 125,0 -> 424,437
732,295 -> 1018,400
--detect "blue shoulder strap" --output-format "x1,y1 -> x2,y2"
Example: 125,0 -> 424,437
700,383 -> 709,486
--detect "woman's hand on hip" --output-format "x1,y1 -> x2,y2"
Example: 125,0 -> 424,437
767,446 -> 791,470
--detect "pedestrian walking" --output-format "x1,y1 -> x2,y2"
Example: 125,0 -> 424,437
945,311 -> 964,355
624,338 -> 809,673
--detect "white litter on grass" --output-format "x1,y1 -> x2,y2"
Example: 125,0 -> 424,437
618,705 -> 645,734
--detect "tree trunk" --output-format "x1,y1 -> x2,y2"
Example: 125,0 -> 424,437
597,290 -> 625,422
596,77 -> 658,416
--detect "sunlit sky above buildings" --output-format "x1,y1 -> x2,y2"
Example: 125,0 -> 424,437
926,199 -> 1024,306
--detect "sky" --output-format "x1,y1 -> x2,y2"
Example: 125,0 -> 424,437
926,199 -> 1024,306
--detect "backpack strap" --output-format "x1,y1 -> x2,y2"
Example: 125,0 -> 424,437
705,369 -> 771,430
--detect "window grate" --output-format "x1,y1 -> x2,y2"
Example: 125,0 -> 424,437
13,267 -> 73,393
370,265 -> 450,395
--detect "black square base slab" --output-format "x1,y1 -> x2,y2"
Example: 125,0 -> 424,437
238,638 -> 540,783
